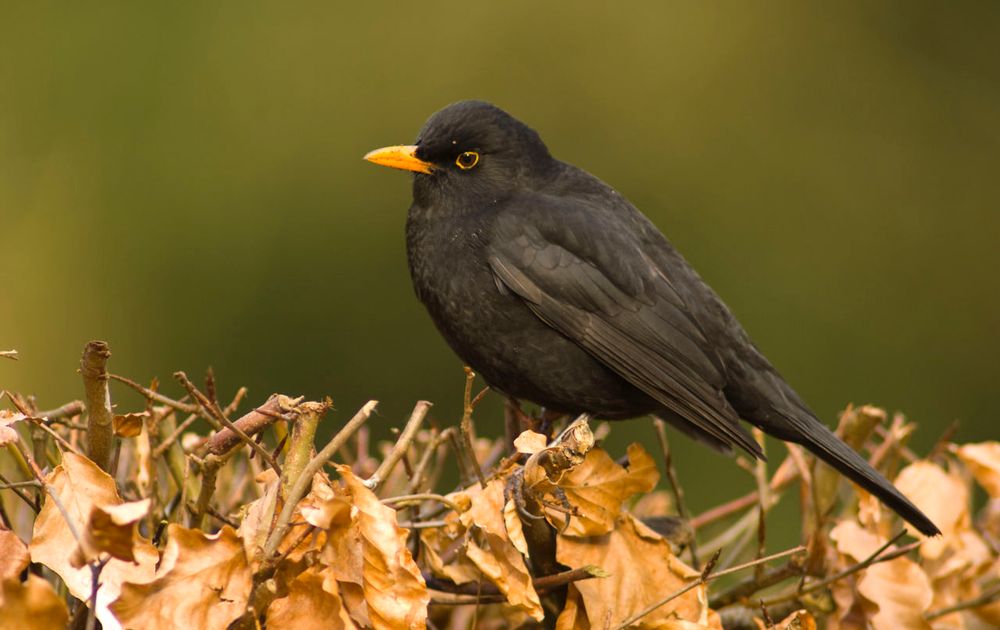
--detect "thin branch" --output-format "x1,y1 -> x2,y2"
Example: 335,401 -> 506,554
152,413 -> 199,458
204,395 -> 298,457
0,350 -> 18,360
108,373 -> 199,415
691,456 -> 800,530
0,479 -> 42,489
35,400 -> 85,422
262,401 -> 377,561
459,367 -> 487,489
653,417 -> 700,569
762,530 -> 909,606
366,400 -> 432,491
926,582 -> 1000,621
382,492 -> 464,514
615,546 -> 806,629
175,372 -> 280,474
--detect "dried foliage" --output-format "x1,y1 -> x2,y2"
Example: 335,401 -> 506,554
1,343 -> 999,629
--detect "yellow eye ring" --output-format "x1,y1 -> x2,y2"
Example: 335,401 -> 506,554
455,151 -> 480,170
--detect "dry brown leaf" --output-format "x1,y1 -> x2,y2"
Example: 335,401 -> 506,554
419,519 -> 481,586
556,513 -> 716,629
267,566 -> 357,629
299,472 -> 352,531
461,478 -> 543,620
237,468 -> 281,565
894,461 -> 969,559
111,524 -> 252,630
631,490 -> 675,521
504,497 -> 530,557
0,530 -> 29,580
113,412 -> 148,438
0,575 -> 70,630
756,609 -> 817,630
0,408 -> 26,446
322,464 -> 429,630
514,429 -> 548,454
955,442 -> 1000,498
29,452 -> 158,630
70,498 -> 151,568
830,520 -> 932,630
555,585 -> 588,630
544,443 -> 660,536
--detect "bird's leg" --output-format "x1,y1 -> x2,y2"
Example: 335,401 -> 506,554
504,468 -> 546,522
504,397 -> 530,454
536,408 -> 567,440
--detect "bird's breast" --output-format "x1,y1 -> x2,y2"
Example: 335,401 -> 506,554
404,209 -> 652,417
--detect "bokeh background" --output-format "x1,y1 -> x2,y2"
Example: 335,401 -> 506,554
3,2 -> 998,529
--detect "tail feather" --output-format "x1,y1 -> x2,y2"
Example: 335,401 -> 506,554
774,408 -> 941,536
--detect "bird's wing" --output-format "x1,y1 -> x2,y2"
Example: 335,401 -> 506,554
488,194 -> 763,458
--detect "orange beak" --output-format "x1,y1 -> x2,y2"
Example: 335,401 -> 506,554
363,145 -> 434,174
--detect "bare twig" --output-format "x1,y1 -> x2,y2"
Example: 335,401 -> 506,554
85,558 -> 109,630
108,373 -> 199,415
175,372 -> 280,474
926,582 -> 1000,620
27,417 -> 82,455
382,492 -> 465,514
615,546 -> 806,629
654,417 -> 699,568
204,395 -> 297,457
35,400 -> 85,422
152,413 -> 199,458
460,367 -> 487,489
691,456 -> 800,530
81,341 -> 115,472
0,350 -> 17,360
426,564 -> 608,599
366,400 -> 432,491
762,530 -> 909,606
262,401 -> 377,561
0,479 -> 42,490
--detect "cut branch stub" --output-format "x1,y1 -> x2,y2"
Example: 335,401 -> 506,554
80,341 -> 114,473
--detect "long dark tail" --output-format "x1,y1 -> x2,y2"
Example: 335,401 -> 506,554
771,406 -> 940,536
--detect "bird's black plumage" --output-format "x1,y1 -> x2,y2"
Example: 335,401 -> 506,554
366,100 -> 940,536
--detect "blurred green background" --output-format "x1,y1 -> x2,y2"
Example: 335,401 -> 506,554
2,2 -> 998,519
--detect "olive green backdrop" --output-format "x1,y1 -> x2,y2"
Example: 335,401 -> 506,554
2,3 -> 998,518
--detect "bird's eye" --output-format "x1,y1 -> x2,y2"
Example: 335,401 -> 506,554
455,151 -> 480,170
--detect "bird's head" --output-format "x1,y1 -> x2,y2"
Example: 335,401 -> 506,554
364,100 -> 554,207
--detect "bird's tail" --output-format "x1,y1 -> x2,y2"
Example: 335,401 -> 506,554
771,406 -> 941,536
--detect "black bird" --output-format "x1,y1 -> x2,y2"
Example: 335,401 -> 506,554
364,100 -> 940,536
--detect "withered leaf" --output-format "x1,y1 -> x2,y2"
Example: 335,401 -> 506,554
514,429 -> 548,454
556,513 -> 718,629
461,478 -> 543,620
954,441 -> 1000,498
0,408 -> 26,446
113,412 -> 148,438
70,498 -> 151,568
0,530 -> 29,580
759,609 -> 817,630
29,452 -> 158,630
830,521 -> 932,630
543,443 -> 660,536
0,575 -> 70,630
111,524 -> 252,630
893,460 -> 969,559
323,464 -> 429,630
267,566 -> 357,629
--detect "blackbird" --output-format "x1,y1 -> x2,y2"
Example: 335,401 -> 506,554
365,100 -> 939,536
